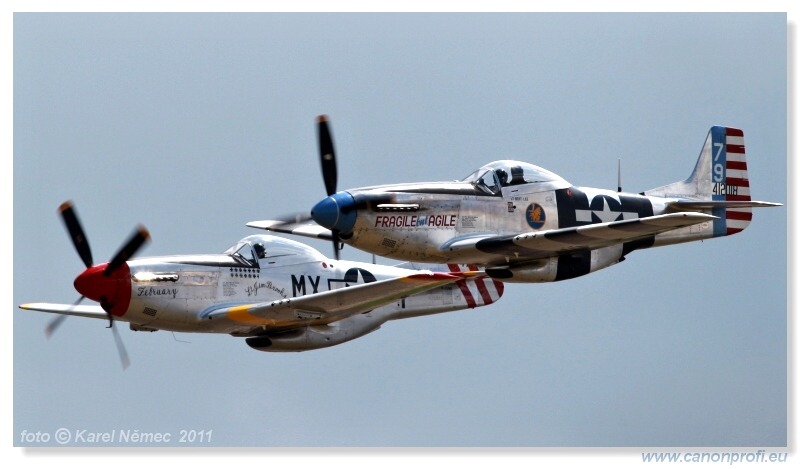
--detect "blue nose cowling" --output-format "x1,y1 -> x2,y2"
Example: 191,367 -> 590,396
311,192 -> 357,233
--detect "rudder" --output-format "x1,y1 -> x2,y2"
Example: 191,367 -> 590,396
709,127 -> 752,235
645,126 -> 753,237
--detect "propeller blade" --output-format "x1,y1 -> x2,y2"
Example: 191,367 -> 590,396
331,229 -> 341,260
317,115 -> 338,196
45,315 -> 68,338
104,225 -> 150,276
45,295 -> 86,337
59,201 -> 93,268
110,321 -> 131,370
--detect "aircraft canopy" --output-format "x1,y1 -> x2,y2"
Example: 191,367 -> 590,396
224,234 -> 326,266
462,160 -> 568,195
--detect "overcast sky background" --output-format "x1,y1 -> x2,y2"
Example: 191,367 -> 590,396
8,10 -> 789,456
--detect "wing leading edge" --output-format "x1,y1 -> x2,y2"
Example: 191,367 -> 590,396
20,303 -> 108,320
205,271 -> 478,329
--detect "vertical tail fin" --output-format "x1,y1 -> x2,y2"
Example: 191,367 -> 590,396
646,126 -> 760,237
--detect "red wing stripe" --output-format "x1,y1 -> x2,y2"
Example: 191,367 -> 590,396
468,264 -> 494,304
474,279 -> 494,304
492,280 -> 504,297
457,280 -> 477,308
448,264 -> 477,308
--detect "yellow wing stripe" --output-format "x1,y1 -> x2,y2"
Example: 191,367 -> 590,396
226,304 -> 266,326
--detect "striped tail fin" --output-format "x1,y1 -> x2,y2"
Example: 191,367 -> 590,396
711,127 -> 752,235
645,126 -> 780,238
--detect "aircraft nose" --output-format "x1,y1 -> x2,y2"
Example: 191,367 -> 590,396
74,262 -> 132,317
312,191 -> 357,234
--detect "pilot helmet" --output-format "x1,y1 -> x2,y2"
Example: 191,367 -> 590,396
253,243 -> 266,258
495,168 -> 508,185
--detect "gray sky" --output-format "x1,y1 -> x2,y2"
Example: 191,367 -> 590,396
8,9 -> 789,458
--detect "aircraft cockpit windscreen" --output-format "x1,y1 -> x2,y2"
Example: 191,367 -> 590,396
463,160 -> 567,191
465,169 -> 502,196
224,241 -> 258,266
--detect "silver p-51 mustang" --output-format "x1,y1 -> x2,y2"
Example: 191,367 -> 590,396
249,118 -> 781,282
20,202 -> 503,365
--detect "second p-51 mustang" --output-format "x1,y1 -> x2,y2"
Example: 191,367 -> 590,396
249,118 -> 781,282
20,202 -> 502,366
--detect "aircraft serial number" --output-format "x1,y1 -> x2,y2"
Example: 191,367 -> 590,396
712,183 -> 739,196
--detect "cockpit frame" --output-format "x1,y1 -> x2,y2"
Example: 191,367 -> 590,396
462,160 -> 568,196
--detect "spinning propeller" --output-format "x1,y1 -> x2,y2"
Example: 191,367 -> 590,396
316,115 -> 344,260
49,201 -> 150,369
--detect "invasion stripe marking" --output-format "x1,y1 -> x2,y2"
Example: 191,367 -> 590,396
448,264 -> 477,308
468,264 -> 494,305
491,279 -> 505,298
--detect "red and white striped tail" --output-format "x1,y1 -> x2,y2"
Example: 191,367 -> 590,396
719,128 -> 752,235
447,264 -> 504,308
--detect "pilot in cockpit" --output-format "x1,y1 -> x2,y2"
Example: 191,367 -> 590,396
495,168 -> 508,186
253,243 -> 267,259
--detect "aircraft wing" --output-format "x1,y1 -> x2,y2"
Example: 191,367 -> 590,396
19,303 -> 109,320
246,217 -> 333,241
443,212 -> 717,260
205,271 -> 477,330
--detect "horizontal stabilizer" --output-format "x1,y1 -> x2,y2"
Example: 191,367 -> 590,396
667,200 -> 783,211
247,218 -> 333,240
